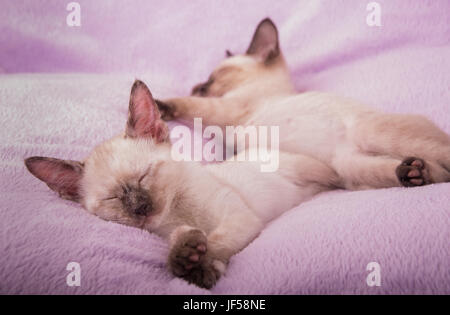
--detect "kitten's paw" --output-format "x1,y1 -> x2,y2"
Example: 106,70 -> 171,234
396,157 -> 431,187
182,257 -> 224,289
155,99 -> 178,121
168,229 -> 224,289
169,229 -> 207,277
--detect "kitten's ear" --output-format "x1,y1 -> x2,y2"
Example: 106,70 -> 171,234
25,157 -> 84,202
246,18 -> 280,63
126,80 -> 169,142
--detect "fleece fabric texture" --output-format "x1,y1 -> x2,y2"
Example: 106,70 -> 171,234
0,0 -> 449,294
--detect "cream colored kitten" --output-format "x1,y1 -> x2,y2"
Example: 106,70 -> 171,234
156,18 -> 450,190
25,80 -> 339,289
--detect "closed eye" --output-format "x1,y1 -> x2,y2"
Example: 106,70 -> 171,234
138,166 -> 152,186
103,196 -> 118,201
138,173 -> 147,185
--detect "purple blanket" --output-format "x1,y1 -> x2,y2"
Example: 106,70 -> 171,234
1,0 -> 449,294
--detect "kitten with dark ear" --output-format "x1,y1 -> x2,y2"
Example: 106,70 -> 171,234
126,80 -> 169,142
246,18 -> 280,64
24,157 -> 84,202
155,18 -> 290,124
156,17 -> 450,190
24,80 -> 169,204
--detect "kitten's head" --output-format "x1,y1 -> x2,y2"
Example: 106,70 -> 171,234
25,80 -> 173,229
191,18 -> 292,98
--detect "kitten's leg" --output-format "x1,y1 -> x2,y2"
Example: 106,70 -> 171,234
276,152 -> 343,189
333,151 -> 401,190
206,211 -> 264,267
333,152 -> 448,189
156,96 -> 251,126
168,225 -> 221,289
168,210 -> 264,289
353,113 -> 450,181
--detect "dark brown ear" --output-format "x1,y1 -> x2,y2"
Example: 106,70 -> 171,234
25,157 -> 84,202
246,18 -> 280,63
126,80 -> 168,143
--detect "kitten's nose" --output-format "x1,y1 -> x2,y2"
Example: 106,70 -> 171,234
121,186 -> 153,217
133,203 -> 151,216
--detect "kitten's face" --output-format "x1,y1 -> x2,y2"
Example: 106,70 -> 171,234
81,137 -> 171,229
25,80 -> 171,230
191,18 -> 282,98
191,56 -> 261,97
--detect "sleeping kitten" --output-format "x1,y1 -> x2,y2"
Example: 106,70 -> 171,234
25,80 -> 340,289
156,18 -> 450,190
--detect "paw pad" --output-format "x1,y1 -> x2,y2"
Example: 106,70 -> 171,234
396,157 -> 430,187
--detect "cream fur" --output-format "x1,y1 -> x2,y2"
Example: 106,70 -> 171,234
160,20 -> 450,190
73,129 -> 338,288
81,135 -> 337,254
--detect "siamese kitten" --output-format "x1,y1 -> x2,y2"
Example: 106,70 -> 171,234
25,80 -> 339,289
156,18 -> 450,190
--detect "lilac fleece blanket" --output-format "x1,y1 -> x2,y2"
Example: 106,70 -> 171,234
1,1 -> 449,294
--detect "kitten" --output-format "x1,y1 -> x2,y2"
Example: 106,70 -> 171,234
156,18 -> 450,190
25,80 -> 340,289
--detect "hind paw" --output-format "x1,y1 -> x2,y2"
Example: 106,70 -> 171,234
396,157 -> 431,187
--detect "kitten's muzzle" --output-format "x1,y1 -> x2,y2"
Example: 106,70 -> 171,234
121,187 -> 153,217
133,202 -> 152,216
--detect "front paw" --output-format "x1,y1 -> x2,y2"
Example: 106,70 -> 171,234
169,229 -> 207,276
155,99 -> 178,121
168,229 -> 223,289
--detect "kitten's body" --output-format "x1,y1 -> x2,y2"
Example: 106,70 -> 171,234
247,90 -> 450,189
158,19 -> 450,190
25,81 -> 338,289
